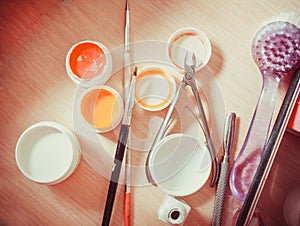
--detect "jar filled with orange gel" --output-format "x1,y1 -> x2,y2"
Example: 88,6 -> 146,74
80,86 -> 124,133
66,40 -> 112,87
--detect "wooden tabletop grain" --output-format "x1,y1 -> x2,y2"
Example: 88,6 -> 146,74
1,0 -> 300,225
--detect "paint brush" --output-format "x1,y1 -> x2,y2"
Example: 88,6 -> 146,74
124,1 -> 131,225
124,0 -> 130,99
102,67 -> 137,226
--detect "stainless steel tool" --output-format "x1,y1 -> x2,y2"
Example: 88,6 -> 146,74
146,52 -> 220,187
212,113 -> 236,226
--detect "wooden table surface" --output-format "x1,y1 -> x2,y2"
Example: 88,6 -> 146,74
1,0 -> 300,225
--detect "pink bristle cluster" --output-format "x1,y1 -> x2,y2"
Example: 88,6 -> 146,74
252,21 -> 300,78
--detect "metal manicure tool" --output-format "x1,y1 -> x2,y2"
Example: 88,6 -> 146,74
146,51 -> 220,187
212,112 -> 236,226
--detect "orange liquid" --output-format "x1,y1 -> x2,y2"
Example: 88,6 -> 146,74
81,88 -> 120,131
94,89 -> 119,129
70,42 -> 106,80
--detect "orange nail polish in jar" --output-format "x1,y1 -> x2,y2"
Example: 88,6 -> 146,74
66,40 -> 112,87
80,86 -> 124,133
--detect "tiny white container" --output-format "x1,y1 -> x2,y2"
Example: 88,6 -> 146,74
167,28 -> 212,72
15,121 -> 81,185
158,195 -> 191,225
148,134 -> 211,196
66,40 -> 112,87
135,66 -> 176,111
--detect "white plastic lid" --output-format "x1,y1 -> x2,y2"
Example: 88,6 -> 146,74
135,66 -> 176,111
148,134 -> 211,196
167,27 -> 212,72
15,121 -> 81,184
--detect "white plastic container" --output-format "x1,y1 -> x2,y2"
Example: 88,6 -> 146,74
167,27 -> 212,72
135,66 -> 176,111
15,121 -> 81,185
148,133 -> 211,196
158,195 -> 191,225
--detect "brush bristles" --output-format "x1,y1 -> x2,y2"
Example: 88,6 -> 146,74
125,0 -> 129,11
132,66 -> 137,77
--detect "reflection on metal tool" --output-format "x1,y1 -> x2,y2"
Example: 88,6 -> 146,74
212,113 -> 236,226
146,51 -> 220,187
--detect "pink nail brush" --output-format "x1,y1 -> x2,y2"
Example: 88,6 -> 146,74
229,20 -> 300,201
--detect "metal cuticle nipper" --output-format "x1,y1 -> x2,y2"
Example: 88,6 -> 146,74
146,51 -> 220,187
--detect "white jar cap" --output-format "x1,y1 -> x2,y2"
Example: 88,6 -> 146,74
15,121 -> 81,185
167,27 -> 212,72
